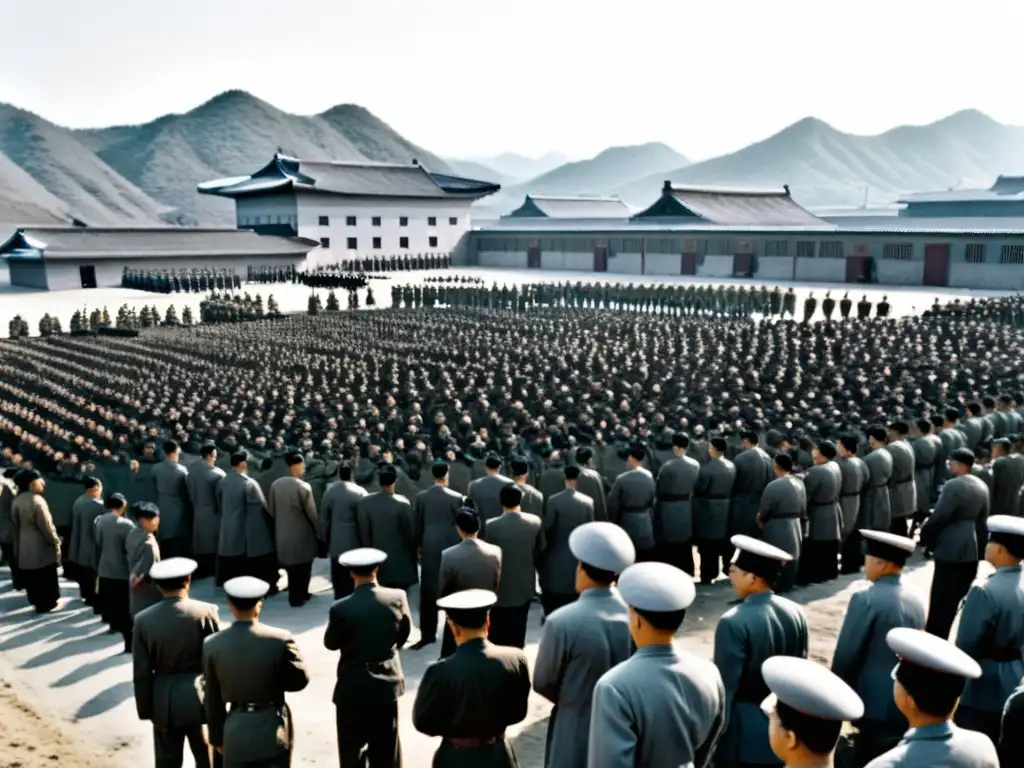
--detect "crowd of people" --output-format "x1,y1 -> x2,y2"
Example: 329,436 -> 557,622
2,283 -> 1024,767
122,268 -> 242,294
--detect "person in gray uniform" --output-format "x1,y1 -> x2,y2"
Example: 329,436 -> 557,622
127,502 -> 163,619
534,522 -> 635,768
11,469 -> 61,613
320,461 -> 368,600
574,447 -> 608,523
715,535 -> 809,767
95,492 -> 136,652
761,657 -> 864,768
831,530 -> 927,766
655,432 -> 700,576
861,428 -> 895,540
68,475 -> 105,610
990,438 -> 1024,517
756,453 -> 806,593
186,443 -> 225,581
937,408 -> 968,493
1000,677 -> 1024,766
541,465 -> 596,616
588,561 -> 725,768
731,431 -> 775,541
132,557 -> 220,768
267,452 -> 319,607
413,461 -> 463,649
467,453 -> 513,536
215,451 -> 278,592
865,628 -> 998,768
325,548 -> 411,768
909,419 -> 940,535
799,440 -> 842,584
885,422 -> 917,538
837,435 -> 870,575
509,456 -> 543,518
694,437 -> 736,583
606,443 -> 657,562
921,447 -> 988,640
485,484 -> 544,649
357,464 -> 417,592
438,508 -> 502,658
0,468 -> 18,590
151,440 -> 193,560
953,514 -> 1024,744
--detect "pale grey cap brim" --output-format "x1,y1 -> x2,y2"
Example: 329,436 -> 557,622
338,547 -> 388,568
860,529 -> 916,553
569,522 -> 636,573
761,656 -> 864,721
730,534 -> 794,562
988,514 -> 1024,536
224,576 -> 270,600
437,588 -> 497,611
887,628 -> 982,679
617,562 -> 696,612
149,557 -> 198,580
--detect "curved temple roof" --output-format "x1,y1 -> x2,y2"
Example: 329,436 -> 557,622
632,181 -> 827,227
503,194 -> 631,219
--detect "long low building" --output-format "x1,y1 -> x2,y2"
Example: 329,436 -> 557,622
0,227 -> 317,290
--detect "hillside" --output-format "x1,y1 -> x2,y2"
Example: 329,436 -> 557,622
0,150 -> 76,229
446,158 -> 514,187
463,151 -> 570,182
509,142 -> 687,196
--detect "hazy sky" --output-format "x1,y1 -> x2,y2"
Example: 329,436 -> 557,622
2,0 -> 1022,162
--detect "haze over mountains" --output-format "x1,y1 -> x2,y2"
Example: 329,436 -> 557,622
1,91 -> 1023,229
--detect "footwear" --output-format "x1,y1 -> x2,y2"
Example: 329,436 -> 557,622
410,638 -> 436,651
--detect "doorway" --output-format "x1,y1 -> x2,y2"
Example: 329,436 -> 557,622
527,245 -> 541,269
845,256 -> 871,283
681,252 -> 697,275
593,246 -> 608,273
923,244 -> 951,287
79,265 -> 97,288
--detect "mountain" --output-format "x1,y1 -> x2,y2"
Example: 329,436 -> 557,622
446,159 -> 513,187
0,149 -> 78,229
464,151 -> 570,182
616,110 -> 1024,210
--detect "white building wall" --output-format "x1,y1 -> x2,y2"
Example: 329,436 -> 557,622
756,257 -> 793,281
41,255 -> 306,291
608,252 -> 642,275
794,258 -> 846,282
479,251 -> 527,268
644,253 -> 681,275
698,256 -> 733,278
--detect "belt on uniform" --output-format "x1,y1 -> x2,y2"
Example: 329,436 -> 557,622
444,734 -> 504,748
766,513 -> 800,519
230,702 -> 276,713
891,477 -> 913,485
703,496 -> 731,501
659,494 -> 691,502
840,492 -> 861,498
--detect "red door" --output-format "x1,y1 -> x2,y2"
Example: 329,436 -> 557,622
527,245 -> 541,269
846,256 -> 870,283
923,244 -> 950,287
593,246 -> 608,272
733,253 -> 752,277
681,252 -> 697,275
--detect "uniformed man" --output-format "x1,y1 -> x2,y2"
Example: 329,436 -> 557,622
203,577 -> 310,767
127,501 -> 163,619
413,461 -> 463,649
467,453 -> 513,536
839,291 -> 852,320
485,483 -> 544,649
320,461 -> 368,600
989,438 -> 1024,517
831,530 -> 927,765
0,467 -> 17,590
357,464 -> 417,592
694,437 -> 736,584
761,656 -> 864,768
865,628 -> 998,767
799,440 -> 842,584
540,465 -> 596,616
714,535 -> 809,767
438,508 -> 502,658
837,435 -> 870,574
862,427 -> 894,535
68,475 -> 105,610
186,443 -> 225,581
607,442 -> 657,561
921,447 -> 988,639
909,419 -> 940,535
588,561 -> 725,767
731,430 -> 775,541
267,452 -> 319,607
412,589 -> 531,767
151,440 -> 193,559
215,451 -> 278,591
953,515 -> 1024,744
574,447 -> 609,523
96,493 -> 136,651
756,453 -> 806,593
132,557 -> 220,768
509,456 -> 543,517
325,548 -> 411,768
1001,678 -> 1024,766
885,422 -> 917,538
654,432 -> 699,576
11,469 -> 61,613
821,290 -> 836,321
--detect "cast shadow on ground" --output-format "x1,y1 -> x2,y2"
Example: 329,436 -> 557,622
20,626 -> 117,670
53,650 -> 130,688
75,680 -> 134,720
510,715 -> 551,765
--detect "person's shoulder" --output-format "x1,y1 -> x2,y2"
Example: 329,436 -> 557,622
375,584 -> 409,607
484,640 -> 527,666
952,724 -> 998,756
253,622 -> 294,643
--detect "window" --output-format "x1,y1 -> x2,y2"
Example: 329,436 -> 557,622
347,237 -> 357,250
429,236 -> 438,247
882,243 -> 913,261
449,217 -> 458,225
320,237 -> 330,248
819,241 -> 845,259
965,244 -> 986,264
372,216 -> 381,226
346,216 -> 357,226
1000,245 -> 1024,264
620,238 -> 642,252
399,216 -> 409,227
428,216 -> 437,226
400,236 -> 409,249
373,237 -> 382,249
318,215 -> 329,226
764,240 -> 789,257
796,240 -> 816,258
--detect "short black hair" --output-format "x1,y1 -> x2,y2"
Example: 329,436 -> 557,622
867,426 -> 887,443
200,443 -> 217,459
338,462 -> 354,481
284,451 -> 304,466
227,596 -> 262,612
455,509 -> 480,534
82,475 -> 101,490
944,407 -> 960,422
916,419 -> 932,434
967,402 -> 983,416
154,575 -> 190,593
740,430 -> 758,444
230,451 -> 249,467
431,462 -> 449,479
105,493 -> 127,510
163,439 -> 180,455
673,433 -> 692,449
775,701 -> 842,757
564,465 -> 581,481
817,441 -> 837,460
635,607 -> 686,632
982,396 -> 996,409
580,561 -> 616,585
710,437 -> 727,453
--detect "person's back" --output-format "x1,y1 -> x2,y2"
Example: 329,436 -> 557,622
96,512 -> 134,579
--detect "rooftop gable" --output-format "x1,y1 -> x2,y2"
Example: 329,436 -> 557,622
632,181 -> 826,226
503,194 -> 631,219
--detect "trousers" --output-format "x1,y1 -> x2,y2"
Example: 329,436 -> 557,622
217,555 -> 280,594
840,531 -> 864,574
77,565 -> 98,608
336,700 -> 402,768
2,541 -> 22,590
284,562 -> 312,606
159,538 -> 193,560
697,539 -> 730,584
330,560 -> 355,601
488,603 -> 530,649
419,582 -> 439,642
154,724 -> 217,768
194,554 -> 217,581
657,540 -> 695,577
925,560 -> 978,639
99,576 -> 133,650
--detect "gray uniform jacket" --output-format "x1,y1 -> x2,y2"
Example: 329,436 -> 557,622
202,620 -> 310,763
863,448 -> 895,531
912,435 -> 940,513
539,464 -> 567,510
267,476 -> 319,566
357,491 -> 417,587
887,441 -> 917,521
963,417 -> 986,451
216,470 -> 275,558
863,722 -> 998,768
0,477 -> 14,545
578,466 -> 608,522
831,574 -> 927,725
485,511 -> 545,607
588,644 -> 725,768
804,461 -> 843,541
533,587 -> 632,768
713,590 -> 809,764
11,492 -> 60,569
68,494 -> 105,569
607,466 -> 657,552
447,461 -> 472,496
921,474 -> 989,563
95,512 -> 134,580
655,455 -> 700,544
438,538 -> 502,598
937,428 -> 967,490
757,476 -> 806,559
955,564 -> 1024,714
731,447 -> 774,538
320,481 -> 368,559
126,527 -> 162,617
151,460 -> 192,541
541,489 -> 595,595
991,453 -> 1024,517
133,596 -> 220,730
694,457 -> 736,542
467,473 -> 514,534
518,482 -> 544,518
414,484 -> 464,590
186,462 -> 225,557
837,456 -> 869,540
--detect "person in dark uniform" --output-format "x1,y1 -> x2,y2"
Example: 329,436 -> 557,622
438,508 -> 502,658
203,577 -> 310,767
187,444 -> 225,581
694,437 -> 735,583
0,468 -> 18,590
267,452 -> 319,607
876,295 -> 891,318
839,291 -> 852,320
132,557 -> 221,768
762,656 -> 864,768
215,451 -> 278,591
68,475 -> 105,610
540,465 -> 596,616
606,443 -> 657,561
357,465 -> 418,592
413,461 -> 463,650
802,291 -> 816,323
857,295 -> 872,320
412,589 -> 531,768
96,493 -> 136,651
783,288 -> 797,318
821,290 -> 836,321
324,548 -> 411,768
151,440 -> 193,560
654,433 -> 699,576
11,469 -> 61,613
320,461 -> 368,600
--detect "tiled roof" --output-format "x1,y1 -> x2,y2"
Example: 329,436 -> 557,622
475,221 -> 1024,236
504,194 -> 631,219
898,175 -> 1024,204
0,227 -> 318,261
633,182 -> 827,227
199,153 -> 500,200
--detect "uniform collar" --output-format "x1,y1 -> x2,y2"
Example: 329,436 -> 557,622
743,590 -> 774,604
994,564 -> 1022,577
454,637 -> 487,655
633,644 -> 677,658
874,574 -> 902,586
580,587 -> 613,601
905,721 -> 954,742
